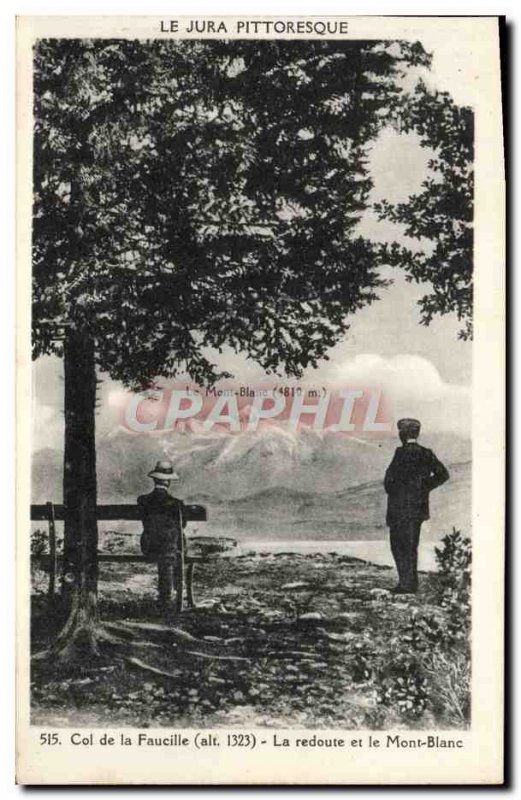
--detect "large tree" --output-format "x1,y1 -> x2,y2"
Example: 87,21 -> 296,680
33,38 -> 431,660
375,80 -> 474,339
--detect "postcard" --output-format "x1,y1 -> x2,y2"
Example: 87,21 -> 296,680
16,15 -> 505,784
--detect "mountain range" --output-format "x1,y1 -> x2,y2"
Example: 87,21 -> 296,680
32,426 -> 471,542
33,424 -> 471,499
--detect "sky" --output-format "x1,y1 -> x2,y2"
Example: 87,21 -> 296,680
32,40 -> 473,452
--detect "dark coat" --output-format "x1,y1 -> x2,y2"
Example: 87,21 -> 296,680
137,488 -> 186,558
384,442 -> 449,526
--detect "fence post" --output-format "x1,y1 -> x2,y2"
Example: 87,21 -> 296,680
175,504 -> 185,613
46,501 -> 57,600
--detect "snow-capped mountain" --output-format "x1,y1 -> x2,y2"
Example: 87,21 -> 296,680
32,423 -> 471,505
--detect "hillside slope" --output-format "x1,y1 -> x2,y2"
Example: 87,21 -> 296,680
189,460 -> 471,541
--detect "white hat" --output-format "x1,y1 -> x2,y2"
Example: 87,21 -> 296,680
148,460 -> 179,481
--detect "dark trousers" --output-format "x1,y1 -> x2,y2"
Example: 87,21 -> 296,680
389,518 -> 422,591
157,558 -> 174,604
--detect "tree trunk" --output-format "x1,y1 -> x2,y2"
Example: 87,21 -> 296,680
53,331 -> 100,662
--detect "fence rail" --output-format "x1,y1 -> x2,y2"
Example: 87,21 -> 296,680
30,501 -> 209,610
30,503 -> 207,522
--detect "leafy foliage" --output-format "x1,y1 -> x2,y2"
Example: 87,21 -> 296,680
435,527 -> 472,586
355,531 -> 472,726
375,81 -> 474,339
31,527 -> 64,557
31,528 -> 48,558
31,528 -> 63,587
375,655 -> 429,720
33,38 -> 431,387
434,527 -> 472,646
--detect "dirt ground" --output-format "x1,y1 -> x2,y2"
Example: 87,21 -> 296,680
31,550 -> 459,730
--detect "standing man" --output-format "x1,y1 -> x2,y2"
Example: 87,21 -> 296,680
384,418 -> 449,594
138,460 -> 186,611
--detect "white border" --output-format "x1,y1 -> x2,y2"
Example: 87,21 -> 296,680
4,3 -> 513,796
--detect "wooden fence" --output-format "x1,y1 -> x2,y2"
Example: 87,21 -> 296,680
30,502 -> 213,611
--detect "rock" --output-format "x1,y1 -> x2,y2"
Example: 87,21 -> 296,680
259,610 -> 284,621
317,627 -> 356,643
281,582 -> 308,590
298,612 -> 323,622
72,677 -> 93,687
332,612 -> 362,622
369,588 -> 391,597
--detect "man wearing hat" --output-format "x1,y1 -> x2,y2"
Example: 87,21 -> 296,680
384,419 -> 449,594
138,460 -> 186,610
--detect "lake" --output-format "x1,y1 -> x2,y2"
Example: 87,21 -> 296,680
239,539 -> 440,572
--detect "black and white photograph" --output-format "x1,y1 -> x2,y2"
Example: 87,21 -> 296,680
16,14 -> 504,785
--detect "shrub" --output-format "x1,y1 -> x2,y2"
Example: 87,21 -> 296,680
31,528 -> 48,558
435,528 -> 472,648
351,640 -> 374,683
369,530 -> 472,727
423,650 -> 471,727
400,608 -> 446,654
375,654 -> 429,720
435,528 -> 471,596
372,613 -> 436,722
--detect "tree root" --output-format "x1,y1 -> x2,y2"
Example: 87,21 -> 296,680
125,656 -> 183,680
181,650 -> 250,663
265,650 -> 322,659
111,620 -> 200,642
108,620 -> 234,654
33,617 -> 249,675
121,623 -> 251,661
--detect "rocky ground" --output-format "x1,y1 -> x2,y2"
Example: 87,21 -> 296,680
31,549 -> 468,730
